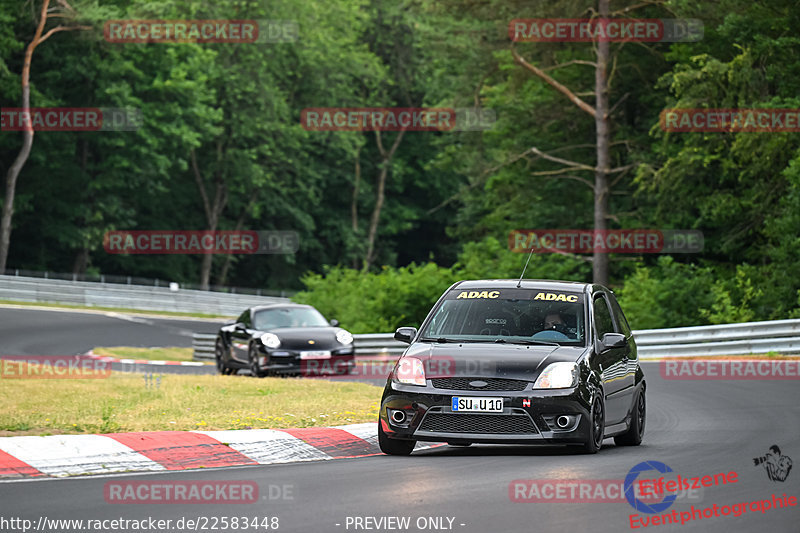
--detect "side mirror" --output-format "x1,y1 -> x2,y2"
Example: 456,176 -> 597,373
235,322 -> 246,331
329,319 -> 340,327
599,332 -> 627,352
394,327 -> 417,344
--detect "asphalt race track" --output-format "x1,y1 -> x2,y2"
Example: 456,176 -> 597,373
0,306 -> 222,352
1,307 -> 798,532
0,306 -> 223,375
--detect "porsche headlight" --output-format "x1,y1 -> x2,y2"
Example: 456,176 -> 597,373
260,333 -> 281,349
335,329 -> 354,345
533,362 -> 578,389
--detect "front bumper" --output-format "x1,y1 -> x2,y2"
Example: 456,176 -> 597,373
380,380 -> 592,444
255,347 -> 355,375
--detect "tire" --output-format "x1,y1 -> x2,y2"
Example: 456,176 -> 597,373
580,396 -> 605,454
614,388 -> 645,446
215,338 -> 235,376
378,421 -> 416,456
248,344 -> 267,378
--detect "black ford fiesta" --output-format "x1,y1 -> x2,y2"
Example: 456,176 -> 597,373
215,304 -> 355,376
378,279 -> 645,455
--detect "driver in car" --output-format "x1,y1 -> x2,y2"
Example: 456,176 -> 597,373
543,311 -> 576,339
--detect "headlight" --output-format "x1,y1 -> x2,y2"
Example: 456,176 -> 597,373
393,357 -> 426,386
335,329 -> 354,345
533,362 -> 578,389
260,333 -> 281,349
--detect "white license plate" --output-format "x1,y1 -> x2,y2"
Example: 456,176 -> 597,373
451,396 -> 503,412
300,351 -> 331,360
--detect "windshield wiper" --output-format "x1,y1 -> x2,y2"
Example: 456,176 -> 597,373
420,337 -> 559,346
499,339 -> 560,346
419,337 -> 457,343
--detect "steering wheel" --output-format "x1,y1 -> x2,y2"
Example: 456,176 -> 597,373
532,330 -> 570,342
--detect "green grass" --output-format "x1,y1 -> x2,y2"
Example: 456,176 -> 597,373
0,371 -> 381,436
0,299 -> 231,319
93,346 -> 197,362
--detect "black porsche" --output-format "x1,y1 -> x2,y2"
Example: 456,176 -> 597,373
378,279 -> 645,455
215,303 -> 355,376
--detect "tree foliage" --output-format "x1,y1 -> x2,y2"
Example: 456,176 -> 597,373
1,0 -> 798,328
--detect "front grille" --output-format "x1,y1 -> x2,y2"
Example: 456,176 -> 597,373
417,413 -> 538,434
431,377 -> 529,391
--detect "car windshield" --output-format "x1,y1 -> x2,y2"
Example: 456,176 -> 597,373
253,307 -> 329,330
420,288 -> 585,345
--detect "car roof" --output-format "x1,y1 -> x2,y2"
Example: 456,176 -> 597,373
451,279 -> 597,293
249,303 -> 315,313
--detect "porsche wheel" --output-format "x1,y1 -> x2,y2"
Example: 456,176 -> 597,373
215,338 -> 235,376
248,344 -> 267,378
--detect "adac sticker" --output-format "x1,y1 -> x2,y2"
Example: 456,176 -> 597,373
456,290 -> 500,299
534,292 -> 578,302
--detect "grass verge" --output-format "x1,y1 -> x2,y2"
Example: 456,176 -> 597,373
0,372 -> 381,436
93,346 -> 196,362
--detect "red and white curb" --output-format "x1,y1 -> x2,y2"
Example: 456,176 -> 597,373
0,424 -> 437,479
84,352 -> 211,367
83,352 -> 394,367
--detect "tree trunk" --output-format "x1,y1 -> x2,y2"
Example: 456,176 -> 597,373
217,193 -> 256,286
199,231 -> 216,290
0,0 -> 89,271
351,145 -> 361,234
0,0 -> 48,272
191,148 -> 228,290
593,0 -> 611,286
363,130 -> 405,271
351,145 -> 362,269
364,164 -> 388,270
0,83 -> 33,273
72,247 -> 89,274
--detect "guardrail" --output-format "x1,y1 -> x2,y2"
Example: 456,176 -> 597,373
0,274 -> 290,316
632,319 -> 800,358
192,332 -> 404,362
193,319 -> 800,362
2,268 -> 294,297
193,333 -> 218,360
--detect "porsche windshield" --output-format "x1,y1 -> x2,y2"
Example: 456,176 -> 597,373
253,307 -> 329,330
421,288 -> 586,345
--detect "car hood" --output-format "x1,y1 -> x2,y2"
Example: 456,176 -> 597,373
265,327 -> 344,350
403,341 -> 588,381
